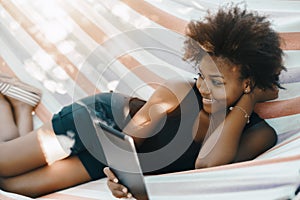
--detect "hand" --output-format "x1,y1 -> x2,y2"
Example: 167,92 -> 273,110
103,167 -> 133,199
249,85 -> 279,103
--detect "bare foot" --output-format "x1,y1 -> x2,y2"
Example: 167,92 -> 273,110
0,93 -> 19,141
5,95 -> 34,136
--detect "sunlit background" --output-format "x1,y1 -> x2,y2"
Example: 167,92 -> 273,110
0,0 -> 300,199
0,0 -> 300,132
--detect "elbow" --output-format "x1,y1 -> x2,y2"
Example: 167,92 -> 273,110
195,155 -> 234,169
271,129 -> 278,147
195,147 -> 237,169
195,158 -> 218,169
262,128 -> 278,153
195,160 -> 208,169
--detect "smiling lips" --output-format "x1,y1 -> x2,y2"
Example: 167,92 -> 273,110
202,97 -> 214,104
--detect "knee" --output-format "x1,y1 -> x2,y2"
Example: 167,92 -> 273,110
0,177 -> 4,189
0,153 -> 6,177
0,153 -> 18,177
0,177 -> 14,194
0,177 -> 38,198
0,154 -> 12,177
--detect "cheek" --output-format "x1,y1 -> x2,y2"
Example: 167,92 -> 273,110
224,88 -> 243,105
211,88 -> 227,100
212,87 -> 242,104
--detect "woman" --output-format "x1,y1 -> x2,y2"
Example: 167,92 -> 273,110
0,5 -> 284,198
104,5 -> 285,198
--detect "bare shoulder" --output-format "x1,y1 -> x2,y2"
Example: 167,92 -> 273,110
147,78 -> 195,112
127,79 -> 194,127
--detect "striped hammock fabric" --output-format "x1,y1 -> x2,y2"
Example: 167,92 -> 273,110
0,0 -> 300,199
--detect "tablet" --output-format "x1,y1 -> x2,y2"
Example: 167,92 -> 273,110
89,110 -> 149,200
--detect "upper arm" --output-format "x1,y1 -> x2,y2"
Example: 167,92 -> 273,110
233,121 -> 277,162
123,79 -> 194,144
129,79 -> 193,125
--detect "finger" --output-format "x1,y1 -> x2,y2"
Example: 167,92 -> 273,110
127,193 -> 133,198
103,167 -> 118,183
107,180 -> 127,192
112,191 -> 132,199
112,190 -> 127,198
107,181 -> 129,198
111,187 -> 128,198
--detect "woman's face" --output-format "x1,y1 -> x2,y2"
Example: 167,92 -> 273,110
196,56 -> 247,114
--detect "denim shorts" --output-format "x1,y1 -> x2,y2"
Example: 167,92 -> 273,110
51,92 -> 141,180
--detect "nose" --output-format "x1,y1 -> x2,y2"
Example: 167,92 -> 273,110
198,80 -> 211,95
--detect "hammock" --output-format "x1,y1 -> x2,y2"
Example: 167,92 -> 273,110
0,0 -> 299,199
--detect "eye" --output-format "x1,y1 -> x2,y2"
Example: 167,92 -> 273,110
197,72 -> 205,80
211,79 -> 224,86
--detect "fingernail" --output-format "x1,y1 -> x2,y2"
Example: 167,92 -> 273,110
127,193 -> 132,198
103,167 -> 109,172
113,178 -> 118,183
122,187 -> 128,193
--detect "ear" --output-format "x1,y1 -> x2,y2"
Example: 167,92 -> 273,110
243,79 -> 252,94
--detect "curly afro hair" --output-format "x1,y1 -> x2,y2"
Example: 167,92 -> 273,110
183,5 -> 286,89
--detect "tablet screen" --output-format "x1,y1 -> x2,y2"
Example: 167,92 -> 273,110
95,121 -> 149,200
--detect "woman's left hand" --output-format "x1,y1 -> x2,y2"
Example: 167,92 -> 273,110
249,86 -> 279,103
103,167 -> 133,199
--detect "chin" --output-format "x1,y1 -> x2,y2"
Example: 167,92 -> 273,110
203,104 -> 226,115
202,105 -> 212,114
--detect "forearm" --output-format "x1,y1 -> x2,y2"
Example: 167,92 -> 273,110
195,94 -> 256,168
123,108 -> 167,146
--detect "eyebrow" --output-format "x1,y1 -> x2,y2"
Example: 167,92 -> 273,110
209,75 -> 224,79
198,69 -> 224,79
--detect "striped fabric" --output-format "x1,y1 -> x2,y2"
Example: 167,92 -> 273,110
0,0 -> 299,199
0,82 -> 10,94
0,82 -> 41,107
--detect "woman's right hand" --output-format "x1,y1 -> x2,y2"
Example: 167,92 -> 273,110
103,167 -> 133,199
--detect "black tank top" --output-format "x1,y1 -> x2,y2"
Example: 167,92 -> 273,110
128,83 -> 263,174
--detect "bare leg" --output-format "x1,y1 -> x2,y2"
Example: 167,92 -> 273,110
0,93 -> 18,142
0,156 -> 91,198
5,95 -> 34,137
0,121 -> 69,177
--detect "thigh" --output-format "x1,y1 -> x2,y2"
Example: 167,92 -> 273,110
52,93 -> 132,156
0,121 -> 68,177
79,92 -> 132,129
1,156 -> 91,198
